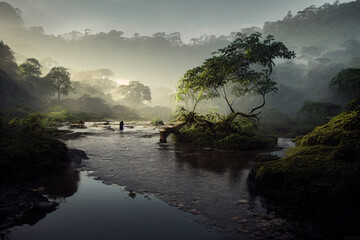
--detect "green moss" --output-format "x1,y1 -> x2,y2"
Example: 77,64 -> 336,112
300,111 -> 360,147
251,105 -> 360,236
151,117 -> 164,126
176,112 -> 277,150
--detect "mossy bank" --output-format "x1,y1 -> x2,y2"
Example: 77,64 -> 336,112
175,112 -> 277,150
249,99 -> 360,238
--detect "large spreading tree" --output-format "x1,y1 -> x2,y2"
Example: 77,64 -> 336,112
176,33 -> 295,118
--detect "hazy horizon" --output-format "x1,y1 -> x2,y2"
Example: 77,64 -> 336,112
10,0 -> 351,42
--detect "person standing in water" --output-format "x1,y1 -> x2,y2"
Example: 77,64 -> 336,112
119,121 -> 124,131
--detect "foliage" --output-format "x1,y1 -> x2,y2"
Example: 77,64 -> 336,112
118,81 -> 151,107
17,58 -> 55,99
0,40 -> 18,78
45,66 -> 72,103
263,1 -> 360,47
175,111 -> 277,150
0,113 -> 69,181
258,108 -> 295,137
42,105 -> 74,125
296,101 -> 342,127
176,33 -> 295,116
18,58 -> 42,81
150,117 -> 164,126
329,68 -> 360,101
250,102 -> 360,237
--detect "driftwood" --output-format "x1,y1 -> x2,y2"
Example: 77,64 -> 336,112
159,121 -> 186,143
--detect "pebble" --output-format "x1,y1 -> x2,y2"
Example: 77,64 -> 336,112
238,199 -> 248,204
238,218 -> 248,223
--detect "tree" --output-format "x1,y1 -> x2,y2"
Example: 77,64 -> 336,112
18,58 -> 42,82
118,81 -> 151,106
0,40 -> 18,78
330,68 -> 360,101
17,58 -> 54,99
45,67 -> 72,103
296,101 -> 342,126
176,66 -> 217,112
177,33 -> 295,118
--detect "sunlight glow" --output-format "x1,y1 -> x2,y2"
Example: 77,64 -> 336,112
113,78 -> 130,86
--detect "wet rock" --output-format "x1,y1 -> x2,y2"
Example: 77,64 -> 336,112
68,148 -> 89,164
237,225 -> 249,233
253,231 -> 261,236
32,187 -> 46,192
190,209 -> 200,215
238,219 -> 248,223
33,201 -> 58,211
238,199 -> 248,204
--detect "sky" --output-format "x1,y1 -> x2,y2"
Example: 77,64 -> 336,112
10,0 -> 351,42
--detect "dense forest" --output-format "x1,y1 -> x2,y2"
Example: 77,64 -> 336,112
1,0 -> 360,239
1,1 -> 359,121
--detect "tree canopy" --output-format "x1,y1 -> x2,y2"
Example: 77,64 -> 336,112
45,66 -> 72,103
0,40 -> 17,78
118,81 -> 151,107
330,68 -> 360,101
176,33 -> 295,117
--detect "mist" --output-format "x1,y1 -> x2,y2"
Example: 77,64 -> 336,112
1,1 -> 360,239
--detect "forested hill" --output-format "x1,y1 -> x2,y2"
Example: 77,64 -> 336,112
1,1 -> 359,91
0,41 -> 41,111
263,0 -> 360,48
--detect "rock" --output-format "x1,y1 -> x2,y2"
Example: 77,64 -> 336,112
237,226 -> 249,233
190,209 -> 200,215
253,231 -> 261,236
238,218 -> 248,223
68,149 -> 89,164
32,187 -> 46,192
33,201 -> 58,211
177,204 -> 184,208
238,199 -> 248,204
232,216 -> 240,221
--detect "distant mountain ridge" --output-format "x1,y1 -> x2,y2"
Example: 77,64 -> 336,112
263,0 -> 360,48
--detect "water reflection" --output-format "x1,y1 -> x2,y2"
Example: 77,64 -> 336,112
57,125 -> 294,240
36,164 -> 80,200
8,172 -> 222,240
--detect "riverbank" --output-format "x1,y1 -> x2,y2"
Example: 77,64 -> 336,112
249,100 -> 360,238
0,149 -> 88,234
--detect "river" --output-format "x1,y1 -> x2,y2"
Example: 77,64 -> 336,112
6,123 -> 295,240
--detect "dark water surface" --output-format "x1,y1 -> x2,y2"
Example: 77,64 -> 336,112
7,123 -> 294,239
8,171 -> 222,240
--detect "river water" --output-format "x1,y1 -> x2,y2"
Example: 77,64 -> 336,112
7,123 -> 295,240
